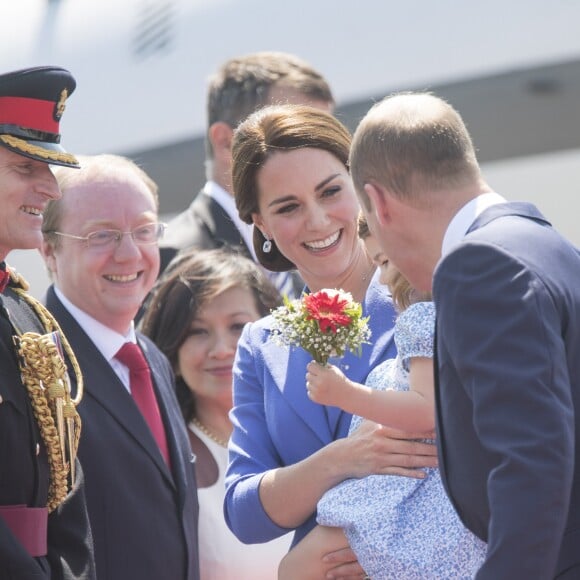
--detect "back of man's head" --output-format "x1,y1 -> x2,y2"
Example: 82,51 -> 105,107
206,51 -> 334,160
351,92 -> 481,208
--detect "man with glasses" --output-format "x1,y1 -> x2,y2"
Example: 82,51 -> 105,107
41,154 -> 200,580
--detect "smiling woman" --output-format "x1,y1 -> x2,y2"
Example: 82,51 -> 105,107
140,248 -> 290,579
222,105 -> 439,578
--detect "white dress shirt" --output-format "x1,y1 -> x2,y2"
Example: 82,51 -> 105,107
54,286 -> 136,392
441,192 -> 507,258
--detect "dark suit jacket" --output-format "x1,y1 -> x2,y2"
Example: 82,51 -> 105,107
46,287 -> 200,580
0,282 -> 95,580
433,202 -> 580,579
159,189 -> 251,274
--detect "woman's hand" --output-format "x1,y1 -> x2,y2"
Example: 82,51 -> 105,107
259,421 -> 437,530
336,420 -> 438,479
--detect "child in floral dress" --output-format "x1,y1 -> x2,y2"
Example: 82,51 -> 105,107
305,219 -> 487,579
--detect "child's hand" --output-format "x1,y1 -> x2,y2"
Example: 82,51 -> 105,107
306,361 -> 352,407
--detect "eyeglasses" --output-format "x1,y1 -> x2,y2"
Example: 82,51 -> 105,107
49,222 -> 167,249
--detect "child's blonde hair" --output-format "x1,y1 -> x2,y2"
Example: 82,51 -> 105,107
357,212 -> 431,312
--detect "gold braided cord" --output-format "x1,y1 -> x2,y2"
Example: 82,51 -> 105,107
8,268 -> 84,512
0,134 -> 79,166
17,334 -> 81,511
9,270 -> 84,405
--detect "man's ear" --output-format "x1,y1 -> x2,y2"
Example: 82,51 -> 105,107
208,121 -> 234,158
364,181 -> 392,227
40,239 -> 57,276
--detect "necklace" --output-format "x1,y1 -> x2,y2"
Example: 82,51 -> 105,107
191,417 -> 229,448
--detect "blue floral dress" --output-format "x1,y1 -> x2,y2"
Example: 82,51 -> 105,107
317,301 -> 487,579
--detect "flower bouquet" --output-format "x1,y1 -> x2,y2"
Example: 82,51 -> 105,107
270,288 -> 371,365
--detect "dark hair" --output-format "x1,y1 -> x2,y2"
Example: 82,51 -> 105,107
206,51 -> 333,160
232,104 -> 351,271
140,248 -> 281,422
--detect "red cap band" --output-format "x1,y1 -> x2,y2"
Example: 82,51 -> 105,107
0,96 -> 59,134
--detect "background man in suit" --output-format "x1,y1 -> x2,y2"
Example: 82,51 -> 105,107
350,92 -> 580,578
0,65 -> 95,580
159,51 -> 334,298
41,154 -> 200,580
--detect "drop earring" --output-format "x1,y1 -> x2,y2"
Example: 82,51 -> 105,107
262,237 -> 272,253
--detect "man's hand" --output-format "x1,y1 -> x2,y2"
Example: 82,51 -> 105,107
322,542 -> 366,579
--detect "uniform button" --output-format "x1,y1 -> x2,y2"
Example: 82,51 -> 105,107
0,395 -> 3,403
36,443 -> 40,456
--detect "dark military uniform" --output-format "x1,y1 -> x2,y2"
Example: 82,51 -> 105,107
0,273 -> 94,579
0,67 -> 95,579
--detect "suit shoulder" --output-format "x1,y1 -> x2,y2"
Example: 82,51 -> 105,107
365,278 -> 396,317
161,192 -> 212,249
237,315 -> 273,354
137,334 -> 170,368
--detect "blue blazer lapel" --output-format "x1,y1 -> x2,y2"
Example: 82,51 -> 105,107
258,278 -> 396,446
261,330 -> 334,443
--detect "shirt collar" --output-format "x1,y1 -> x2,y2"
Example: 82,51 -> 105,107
54,285 -> 136,362
441,192 -> 507,257
0,262 -> 9,293
203,180 -> 257,260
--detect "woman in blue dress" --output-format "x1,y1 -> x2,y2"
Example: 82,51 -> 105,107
286,218 -> 487,579
224,105 -> 439,577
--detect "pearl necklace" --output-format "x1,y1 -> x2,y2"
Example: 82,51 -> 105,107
191,417 -> 229,448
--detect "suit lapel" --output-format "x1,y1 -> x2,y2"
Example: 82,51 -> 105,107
262,279 -> 397,444
467,201 -> 551,234
261,326 -> 334,443
195,194 -> 252,257
46,287 -> 174,487
433,320 -> 450,494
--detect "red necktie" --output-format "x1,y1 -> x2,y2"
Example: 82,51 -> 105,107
115,342 -> 171,466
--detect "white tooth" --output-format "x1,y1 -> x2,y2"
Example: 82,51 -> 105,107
21,206 -> 41,216
305,231 -> 340,250
107,274 -> 138,282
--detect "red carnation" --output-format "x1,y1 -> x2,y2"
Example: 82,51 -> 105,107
303,290 -> 352,333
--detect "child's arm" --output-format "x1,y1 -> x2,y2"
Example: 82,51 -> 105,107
306,357 -> 435,433
278,525 -> 365,580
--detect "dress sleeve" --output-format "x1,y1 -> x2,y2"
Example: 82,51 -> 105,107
397,301 -> 435,373
224,322 -> 292,544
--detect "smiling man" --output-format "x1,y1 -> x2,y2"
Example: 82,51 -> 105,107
41,154 -> 200,580
0,65 -> 96,580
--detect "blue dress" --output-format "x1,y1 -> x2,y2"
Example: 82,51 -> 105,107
317,301 -> 487,579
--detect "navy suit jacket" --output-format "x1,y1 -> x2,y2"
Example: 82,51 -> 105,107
46,287 -> 200,580
433,202 -> 580,579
